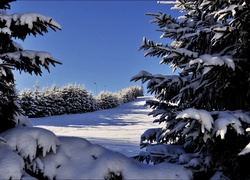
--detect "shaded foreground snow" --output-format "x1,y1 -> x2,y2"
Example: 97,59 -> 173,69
31,96 -> 160,157
0,126 -> 192,179
0,96 -> 193,179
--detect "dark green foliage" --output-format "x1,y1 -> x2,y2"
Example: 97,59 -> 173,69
97,92 -> 120,110
133,0 -> 250,111
131,0 -> 250,179
0,0 -> 61,132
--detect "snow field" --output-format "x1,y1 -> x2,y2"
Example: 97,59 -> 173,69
31,96 -> 159,157
0,96 -> 192,179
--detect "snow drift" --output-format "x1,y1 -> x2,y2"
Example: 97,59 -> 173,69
0,97 -> 192,179
0,126 -> 192,179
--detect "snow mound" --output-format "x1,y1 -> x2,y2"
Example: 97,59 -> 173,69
15,114 -> 33,127
1,126 -> 60,161
35,136 -> 192,179
0,126 -> 192,179
0,140 -> 24,179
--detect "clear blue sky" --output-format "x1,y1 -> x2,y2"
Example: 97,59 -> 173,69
10,1 -> 177,95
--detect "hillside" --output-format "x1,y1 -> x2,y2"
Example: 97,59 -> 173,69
0,96 -> 192,179
31,96 -> 159,157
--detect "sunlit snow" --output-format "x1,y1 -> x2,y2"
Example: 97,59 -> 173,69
31,96 -> 161,157
0,96 -> 192,179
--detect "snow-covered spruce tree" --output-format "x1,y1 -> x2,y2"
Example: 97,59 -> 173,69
59,84 -> 91,114
119,85 -> 144,103
46,84 -> 66,115
0,0 -> 61,132
18,88 -> 37,117
36,86 -> 54,117
131,1 -> 250,179
87,91 -> 99,112
97,91 -> 120,110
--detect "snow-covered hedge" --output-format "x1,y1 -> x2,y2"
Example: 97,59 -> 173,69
119,86 -> 144,103
18,84 -> 143,117
96,92 -> 121,110
96,86 -> 143,110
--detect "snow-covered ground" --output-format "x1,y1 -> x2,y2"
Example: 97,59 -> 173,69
0,96 -> 193,179
31,96 -> 160,157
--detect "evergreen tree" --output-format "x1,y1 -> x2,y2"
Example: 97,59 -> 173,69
131,1 -> 250,179
18,88 -> 36,117
119,86 -> 144,103
87,92 -> 98,112
37,87 -> 53,117
0,0 -> 61,131
48,84 -> 65,115
97,91 -> 120,110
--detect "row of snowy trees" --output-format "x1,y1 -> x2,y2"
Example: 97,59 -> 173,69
18,84 -> 143,117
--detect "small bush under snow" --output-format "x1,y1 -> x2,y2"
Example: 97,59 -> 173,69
0,126 -> 192,179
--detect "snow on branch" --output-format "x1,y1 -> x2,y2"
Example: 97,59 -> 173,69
174,109 -> 250,142
189,54 -> 235,74
1,50 -> 61,75
157,1 -> 182,11
214,4 -> 239,20
158,47 -> 198,58
1,12 -> 61,30
213,112 -> 244,139
0,27 -> 11,35
0,12 -> 61,39
238,143 -> 250,156
130,70 -> 153,83
2,50 -> 61,65
141,128 -> 162,144
176,108 -> 213,133
0,58 -> 13,78
157,1 -> 177,5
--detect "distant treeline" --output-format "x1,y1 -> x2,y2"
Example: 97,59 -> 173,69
18,84 -> 143,118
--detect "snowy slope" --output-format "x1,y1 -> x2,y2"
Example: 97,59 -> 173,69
0,96 -> 192,179
31,96 -> 161,157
